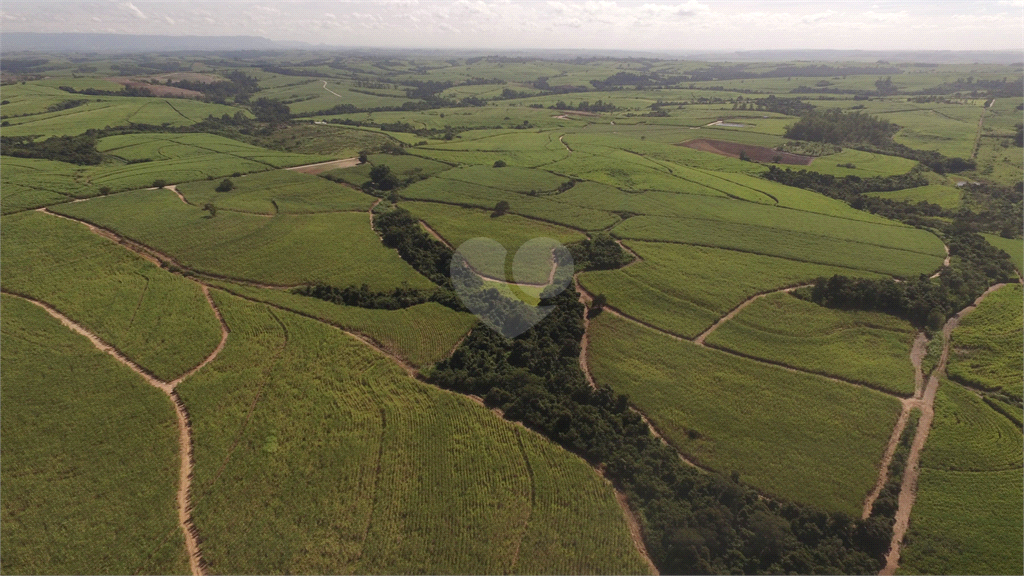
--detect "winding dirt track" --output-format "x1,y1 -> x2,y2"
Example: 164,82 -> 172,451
929,243 -> 951,279
2,290 -> 226,576
694,284 -> 810,345
879,283 -> 1010,575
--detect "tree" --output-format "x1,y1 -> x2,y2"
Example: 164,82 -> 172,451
590,293 -> 608,316
738,150 -> 750,162
99,186 -> 111,195
358,151 -> 369,164
216,179 -> 234,192
492,200 -> 510,217
250,98 -> 291,123
202,203 -> 218,217
153,179 -> 167,188
369,164 -> 399,191
493,160 -> 507,168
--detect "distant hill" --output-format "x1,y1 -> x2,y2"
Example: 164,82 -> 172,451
0,32 -> 289,53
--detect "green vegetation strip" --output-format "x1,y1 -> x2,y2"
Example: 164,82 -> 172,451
0,211 -> 222,381
706,292 -> 918,395
0,294 -> 187,574
178,292 -> 648,574
946,284 -> 1024,401
587,312 -> 902,516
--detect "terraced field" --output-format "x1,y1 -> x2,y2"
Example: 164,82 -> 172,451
178,292 -> 649,574
51,191 -> 433,291
0,294 -> 186,574
587,312 -> 901,515
0,210 -> 222,381
705,292 -> 918,395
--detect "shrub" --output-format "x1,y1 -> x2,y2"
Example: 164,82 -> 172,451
216,179 -> 234,192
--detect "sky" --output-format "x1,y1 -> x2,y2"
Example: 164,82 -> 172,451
1,1 -> 1022,51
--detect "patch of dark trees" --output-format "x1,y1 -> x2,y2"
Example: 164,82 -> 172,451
747,95 -> 815,116
45,99 -> 89,113
910,77 -> 1024,98
567,233 -> 634,270
0,58 -> 54,73
258,65 -> 332,78
57,84 -> 155,98
0,133 -> 102,165
427,287 -> 890,575
249,98 -> 291,123
784,108 -> 975,173
684,63 -> 903,83
165,71 -> 260,104
764,166 -> 1023,238
293,283 -> 455,310
589,71 -> 689,90
373,207 -> 456,290
801,230 -> 1016,329
867,411 -> 919,521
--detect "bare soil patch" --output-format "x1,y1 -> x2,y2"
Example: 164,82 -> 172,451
285,157 -> 360,174
105,77 -> 205,99
678,139 -> 814,165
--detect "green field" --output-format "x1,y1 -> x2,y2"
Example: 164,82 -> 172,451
587,312 -> 901,515
705,292 -> 918,395
946,284 -> 1024,400
900,382 -> 1024,575
178,292 -> 648,574
0,211 -> 222,381
206,280 -> 477,368
579,241 -> 885,338
400,200 -> 585,284
51,190 -> 434,291
866,184 -> 964,210
0,294 -> 187,574
982,234 -> 1023,273
177,169 -> 373,215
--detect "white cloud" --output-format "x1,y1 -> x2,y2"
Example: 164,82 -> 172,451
123,1 -> 146,20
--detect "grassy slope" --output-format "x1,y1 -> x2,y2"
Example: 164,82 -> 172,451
0,295 -> 187,574
706,292 -> 918,395
587,312 -> 901,516
52,190 -> 434,291
178,292 -> 648,574
0,211 -> 222,381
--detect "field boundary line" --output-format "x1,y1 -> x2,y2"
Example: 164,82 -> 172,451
693,284 -> 811,344
1,291 -> 209,575
880,282 -> 1011,575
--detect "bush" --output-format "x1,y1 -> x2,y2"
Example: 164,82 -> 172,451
493,160 -> 507,168
215,179 -> 234,192
152,179 -> 167,189
492,200 -> 510,217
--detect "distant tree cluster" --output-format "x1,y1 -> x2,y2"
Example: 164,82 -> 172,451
784,108 -> 975,173
0,133 -> 101,165
293,283 -> 439,310
429,287 -> 890,575
801,228 -> 1016,328
568,233 -> 634,270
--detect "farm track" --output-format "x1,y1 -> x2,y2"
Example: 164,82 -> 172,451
693,284 -> 811,345
38,209 -> 300,289
1,290 -> 226,576
285,156 -> 361,174
929,243 -> 951,279
879,283 -> 1010,575
575,275 -> 708,474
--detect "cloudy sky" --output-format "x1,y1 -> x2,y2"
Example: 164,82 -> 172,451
2,1 -> 1021,51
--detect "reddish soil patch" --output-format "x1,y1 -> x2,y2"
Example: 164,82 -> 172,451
106,77 -> 204,99
678,139 -> 813,165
